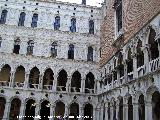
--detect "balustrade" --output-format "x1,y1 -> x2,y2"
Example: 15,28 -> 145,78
0,81 -> 9,87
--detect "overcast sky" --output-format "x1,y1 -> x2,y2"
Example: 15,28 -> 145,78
57,0 -> 104,7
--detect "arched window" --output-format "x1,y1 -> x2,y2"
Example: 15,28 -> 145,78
113,0 -> 122,32
54,16 -> 60,30
0,9 -> 8,24
18,12 -> 26,26
27,40 -> 34,55
85,72 -> 95,93
31,13 -> 38,28
70,18 -> 76,32
68,44 -> 74,59
89,20 -> 94,34
127,48 -> 133,73
136,40 -> 144,68
149,28 -> 159,60
117,52 -> 124,78
51,42 -> 57,57
13,38 -> 20,54
87,46 -> 93,61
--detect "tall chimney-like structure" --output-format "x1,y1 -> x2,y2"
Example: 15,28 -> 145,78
82,0 -> 86,5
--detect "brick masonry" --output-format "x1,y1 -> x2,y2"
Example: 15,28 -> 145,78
100,0 -> 160,65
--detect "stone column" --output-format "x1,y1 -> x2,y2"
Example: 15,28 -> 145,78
133,97 -> 139,120
9,71 -> 15,87
2,101 -> 11,120
117,70 -> 120,86
79,106 -> 84,120
38,74 -> 43,90
19,102 -> 26,120
96,108 -> 100,120
145,98 -> 152,120
133,54 -> 138,79
93,108 -> 97,120
110,105 -> 114,120
116,100 -> 119,120
100,106 -> 104,120
66,76 -> 71,92
123,97 -> 129,120
50,104 -> 55,120
143,46 -> 149,73
64,105 -> 69,119
80,78 -> 85,93
52,75 -> 57,92
104,103 -> 108,120
24,72 -> 29,88
34,103 -> 40,120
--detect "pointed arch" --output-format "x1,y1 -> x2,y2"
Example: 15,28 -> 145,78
71,71 -> 81,92
85,72 -> 95,93
57,69 -> 67,91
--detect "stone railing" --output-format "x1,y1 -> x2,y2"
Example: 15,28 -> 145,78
43,85 -> 52,90
71,87 -> 80,92
149,57 -> 160,72
14,82 -> 24,88
57,86 -> 66,91
85,88 -> 94,94
29,84 -> 39,89
0,81 -> 9,87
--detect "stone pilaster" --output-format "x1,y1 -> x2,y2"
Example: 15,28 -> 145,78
100,105 -> 104,120
64,105 -> 69,118
132,54 -> 138,79
38,74 -> 43,89
2,102 -> 11,120
123,97 -> 129,120
145,98 -> 152,120
133,97 -> 139,120
79,106 -> 84,120
24,72 -> 30,88
52,75 -> 57,92
80,78 -> 85,93
104,103 -> 108,120
9,71 -> 15,87
66,76 -> 71,92
50,104 -> 55,120
18,102 -> 26,120
34,103 -> 40,120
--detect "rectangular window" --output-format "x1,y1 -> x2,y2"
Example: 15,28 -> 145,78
0,41 -> 1,47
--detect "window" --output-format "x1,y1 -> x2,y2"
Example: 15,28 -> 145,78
87,46 -> 93,61
0,9 -> 8,24
31,13 -> 38,28
70,18 -> 76,32
68,44 -> 74,59
51,42 -> 57,57
82,0 -> 86,5
0,37 -> 2,47
113,0 -> 122,32
54,16 -> 60,30
18,12 -> 26,26
89,20 -> 94,34
27,40 -> 34,55
13,38 -> 20,54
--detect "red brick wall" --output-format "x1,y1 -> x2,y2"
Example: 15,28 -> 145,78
100,0 -> 160,65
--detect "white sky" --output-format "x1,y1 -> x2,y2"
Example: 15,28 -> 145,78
57,0 -> 104,7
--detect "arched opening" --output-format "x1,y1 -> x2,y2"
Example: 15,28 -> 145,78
40,100 -> 50,120
68,44 -> 74,59
138,94 -> 145,120
128,96 -> 133,120
31,13 -> 38,28
84,103 -> 93,120
85,72 -> 95,93
13,38 -> 20,54
0,9 -> 8,24
127,48 -> 133,73
43,68 -> 54,90
27,40 -> 34,55
18,12 -> 26,26
9,98 -> 21,120
51,42 -> 58,57
117,52 -> 124,80
149,28 -> 159,61
0,64 -> 11,86
119,98 -> 123,120
29,67 -> 40,89
14,66 -> 25,87
25,99 -> 36,120
54,16 -> 60,30
87,46 -> 93,61
57,70 -> 67,91
55,101 -> 65,119
71,71 -> 81,92
152,91 -> 160,120
70,18 -> 76,32
137,40 -> 144,68
69,102 -> 79,120
89,20 -> 94,34
0,97 -> 6,119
